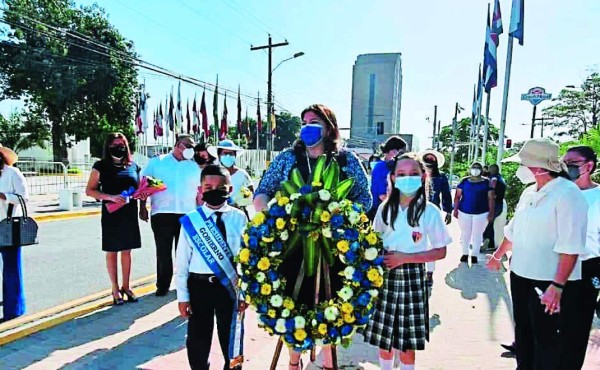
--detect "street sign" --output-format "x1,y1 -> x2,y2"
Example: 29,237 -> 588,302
521,87 -> 552,106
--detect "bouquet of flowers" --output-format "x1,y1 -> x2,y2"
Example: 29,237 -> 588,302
233,186 -> 253,207
106,176 -> 167,213
237,155 -> 385,351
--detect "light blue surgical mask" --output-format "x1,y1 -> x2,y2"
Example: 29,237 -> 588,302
394,176 -> 422,196
220,154 -> 236,168
300,123 -> 324,147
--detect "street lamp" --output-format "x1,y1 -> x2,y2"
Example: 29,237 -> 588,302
273,52 -> 305,72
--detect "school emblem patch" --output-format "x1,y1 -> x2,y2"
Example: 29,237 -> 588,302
412,231 -> 423,243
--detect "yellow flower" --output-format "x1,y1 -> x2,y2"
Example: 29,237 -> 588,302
336,318 -> 344,327
257,257 -> 271,271
337,240 -> 350,253
268,309 -> 277,318
373,275 -> 384,288
262,236 -> 274,243
341,303 -> 354,314
243,233 -> 249,246
283,298 -> 295,310
360,213 -> 369,223
290,218 -> 298,225
238,248 -> 251,264
320,211 -> 331,223
261,284 -> 272,295
366,232 -> 378,246
278,197 -> 290,206
317,323 -> 328,335
367,268 -> 380,282
343,313 -> 356,323
245,295 -> 252,304
252,212 -> 266,226
276,218 -> 286,230
294,329 -> 307,341
311,181 -> 322,187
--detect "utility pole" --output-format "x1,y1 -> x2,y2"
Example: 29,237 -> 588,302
450,103 -> 462,184
431,105 -> 437,148
251,35 -> 289,163
436,120 -> 441,150
529,105 -> 537,138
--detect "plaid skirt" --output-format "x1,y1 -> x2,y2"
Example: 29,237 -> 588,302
362,263 -> 429,351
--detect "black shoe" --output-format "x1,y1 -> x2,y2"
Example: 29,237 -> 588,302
501,342 -> 516,353
460,255 -> 469,263
155,289 -> 168,297
471,256 -> 478,264
121,288 -> 138,303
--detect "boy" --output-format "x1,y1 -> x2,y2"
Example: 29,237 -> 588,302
175,164 -> 248,370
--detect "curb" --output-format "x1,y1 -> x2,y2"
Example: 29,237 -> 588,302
0,274 -> 157,346
32,209 -> 101,222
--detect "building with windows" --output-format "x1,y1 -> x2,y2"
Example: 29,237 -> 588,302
349,53 -> 403,148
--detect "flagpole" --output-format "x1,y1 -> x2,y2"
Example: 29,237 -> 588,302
481,91 -> 492,163
497,37 -> 514,166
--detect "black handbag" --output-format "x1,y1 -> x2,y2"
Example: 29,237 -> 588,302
0,194 -> 39,248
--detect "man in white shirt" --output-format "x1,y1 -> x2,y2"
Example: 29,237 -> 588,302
175,164 -> 247,370
140,134 -> 201,296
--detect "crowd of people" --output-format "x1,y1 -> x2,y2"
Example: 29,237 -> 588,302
1,102 -> 599,370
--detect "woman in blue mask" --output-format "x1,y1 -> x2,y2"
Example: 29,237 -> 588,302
363,152 -> 451,370
369,136 -> 407,220
254,104 -> 372,370
208,139 -> 253,219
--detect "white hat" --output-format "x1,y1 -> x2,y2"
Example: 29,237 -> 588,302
420,149 -> 445,168
0,144 -> 18,166
502,138 -> 567,173
207,139 -> 245,158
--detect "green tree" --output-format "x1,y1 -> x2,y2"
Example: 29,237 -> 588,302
437,117 -> 499,164
273,112 -> 301,151
0,109 -> 51,153
543,72 -> 600,138
0,0 -> 139,161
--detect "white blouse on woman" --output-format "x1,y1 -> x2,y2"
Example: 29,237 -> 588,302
0,165 -> 29,219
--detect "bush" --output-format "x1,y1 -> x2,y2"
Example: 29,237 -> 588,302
67,167 -> 82,175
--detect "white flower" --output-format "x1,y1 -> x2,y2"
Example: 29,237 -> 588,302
311,319 -> 318,327
377,266 -> 384,275
281,309 -> 291,318
327,202 -> 340,213
324,306 -> 339,322
369,289 -> 379,298
272,279 -> 281,290
268,198 -> 278,208
270,295 -> 283,308
280,230 -> 289,241
237,264 -> 243,275
322,227 -> 332,238
338,286 -> 354,301
275,319 -> 287,334
241,282 -> 249,291
290,193 -> 302,201
256,272 -> 266,283
285,203 -> 293,214
294,316 -> 306,329
348,211 -> 360,225
268,251 -> 282,257
364,248 -> 378,261
343,266 -> 355,280
339,254 -> 346,264
318,189 -> 331,202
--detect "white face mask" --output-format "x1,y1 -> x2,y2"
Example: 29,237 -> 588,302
182,148 -> 195,160
470,168 -> 482,177
516,166 -> 549,184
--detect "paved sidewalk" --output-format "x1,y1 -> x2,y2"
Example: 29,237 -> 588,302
2,222 -> 600,369
27,194 -> 100,217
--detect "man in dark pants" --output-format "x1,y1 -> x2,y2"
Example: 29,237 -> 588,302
140,134 -> 200,296
483,164 -> 506,251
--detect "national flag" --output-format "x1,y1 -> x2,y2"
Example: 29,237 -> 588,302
200,89 -> 209,138
492,0 -> 504,39
164,95 -> 170,142
168,92 -> 175,131
483,8 -> 497,92
134,96 -> 142,135
270,112 -> 276,135
192,94 -> 199,134
213,77 -> 219,139
476,65 -> 483,117
220,92 -> 228,140
140,87 -> 148,135
257,98 -> 262,132
237,86 -> 242,134
186,99 -> 191,134
157,104 -> 164,137
509,0 -> 524,45
245,107 -> 251,142
176,81 -> 183,133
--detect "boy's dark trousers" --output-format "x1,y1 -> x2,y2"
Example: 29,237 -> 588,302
187,273 -> 235,370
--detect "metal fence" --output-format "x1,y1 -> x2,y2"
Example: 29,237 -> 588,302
236,150 -> 279,178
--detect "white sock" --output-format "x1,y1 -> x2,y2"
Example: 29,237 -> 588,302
379,357 -> 393,370
400,363 -> 415,370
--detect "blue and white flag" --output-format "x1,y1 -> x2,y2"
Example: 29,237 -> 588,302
509,0 -> 524,45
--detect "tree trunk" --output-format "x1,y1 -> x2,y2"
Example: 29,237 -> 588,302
50,118 -> 68,164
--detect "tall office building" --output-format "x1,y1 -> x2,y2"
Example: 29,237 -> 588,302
349,53 -> 403,148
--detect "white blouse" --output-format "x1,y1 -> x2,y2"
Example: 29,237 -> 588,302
0,166 -> 29,219
374,201 -> 452,253
505,177 -> 588,281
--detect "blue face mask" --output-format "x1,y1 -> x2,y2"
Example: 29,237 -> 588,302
220,154 -> 236,168
300,123 -> 324,147
394,176 -> 422,196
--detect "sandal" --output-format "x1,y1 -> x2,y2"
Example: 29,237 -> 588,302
120,288 -> 138,303
112,291 -> 124,306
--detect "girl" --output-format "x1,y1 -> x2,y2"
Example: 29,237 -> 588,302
363,153 -> 452,370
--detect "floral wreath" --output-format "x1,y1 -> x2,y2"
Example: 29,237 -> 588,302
237,155 -> 385,351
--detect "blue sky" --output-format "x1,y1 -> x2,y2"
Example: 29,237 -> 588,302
2,0 -> 599,149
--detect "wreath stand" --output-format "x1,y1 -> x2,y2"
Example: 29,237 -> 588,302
269,257 -> 339,370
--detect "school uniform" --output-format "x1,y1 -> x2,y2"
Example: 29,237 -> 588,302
363,202 -> 452,351
175,204 -> 247,370
505,177 -> 587,370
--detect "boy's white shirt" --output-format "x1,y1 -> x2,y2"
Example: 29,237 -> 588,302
175,203 -> 247,302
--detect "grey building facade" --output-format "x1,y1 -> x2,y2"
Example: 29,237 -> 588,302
349,53 -> 403,148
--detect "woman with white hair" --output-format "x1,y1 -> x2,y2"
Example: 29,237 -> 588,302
487,138 -> 588,370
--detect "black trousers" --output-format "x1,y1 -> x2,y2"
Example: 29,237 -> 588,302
187,275 -> 234,370
150,213 -> 184,292
510,272 -> 581,370
482,206 -> 502,249
566,257 -> 600,369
